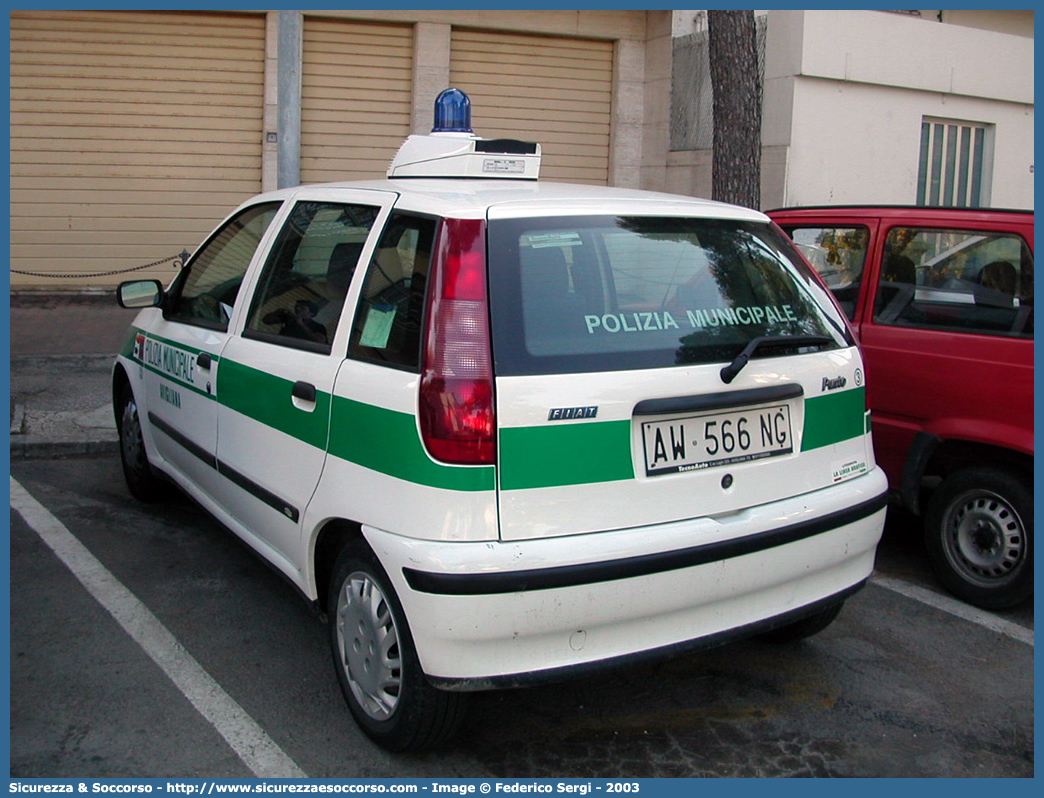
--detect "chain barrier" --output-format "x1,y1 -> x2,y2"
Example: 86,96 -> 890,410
10,250 -> 190,280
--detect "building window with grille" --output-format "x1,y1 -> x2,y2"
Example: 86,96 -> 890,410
917,118 -> 993,208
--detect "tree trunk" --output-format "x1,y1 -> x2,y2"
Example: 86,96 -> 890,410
707,10 -> 761,210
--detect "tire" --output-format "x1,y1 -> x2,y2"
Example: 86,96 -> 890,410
115,382 -> 170,503
327,541 -> 466,752
925,466 -> 1033,610
759,601 -> 844,643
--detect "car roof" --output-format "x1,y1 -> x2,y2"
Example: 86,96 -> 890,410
241,178 -> 770,223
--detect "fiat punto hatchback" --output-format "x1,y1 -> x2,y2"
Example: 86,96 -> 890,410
114,90 -> 887,751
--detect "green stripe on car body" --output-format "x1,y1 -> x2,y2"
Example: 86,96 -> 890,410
800,388 -> 867,452
216,358 -> 495,492
129,328 -> 217,360
498,421 -> 635,491
498,387 -> 868,491
123,328 -> 216,400
216,358 -> 331,450
327,397 -> 495,492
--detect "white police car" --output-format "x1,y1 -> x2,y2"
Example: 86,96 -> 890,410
114,89 -> 887,751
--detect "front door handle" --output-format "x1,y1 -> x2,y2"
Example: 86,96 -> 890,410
197,352 -> 212,370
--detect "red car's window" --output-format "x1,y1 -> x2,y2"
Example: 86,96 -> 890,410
873,226 -> 1033,339
781,225 -> 869,321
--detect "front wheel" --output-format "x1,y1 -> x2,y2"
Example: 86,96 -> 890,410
116,382 -> 169,503
925,467 -> 1033,610
327,541 -> 466,752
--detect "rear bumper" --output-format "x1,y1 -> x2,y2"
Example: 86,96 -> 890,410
365,468 -> 888,687
426,582 -> 867,691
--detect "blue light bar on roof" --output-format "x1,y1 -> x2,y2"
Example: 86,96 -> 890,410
387,89 -> 541,179
432,88 -> 472,134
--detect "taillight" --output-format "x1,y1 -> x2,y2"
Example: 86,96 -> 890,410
419,218 -> 495,465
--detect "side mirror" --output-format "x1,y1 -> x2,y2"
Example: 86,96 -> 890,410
117,279 -> 164,309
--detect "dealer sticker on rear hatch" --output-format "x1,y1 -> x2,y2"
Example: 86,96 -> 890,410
642,404 -> 793,476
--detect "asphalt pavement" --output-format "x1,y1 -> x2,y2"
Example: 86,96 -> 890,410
10,291 -> 135,459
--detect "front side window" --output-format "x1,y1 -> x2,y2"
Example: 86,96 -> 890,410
873,226 -> 1033,338
781,225 -> 869,321
169,202 -> 282,329
245,201 -> 380,353
488,215 -> 849,376
348,213 -> 437,370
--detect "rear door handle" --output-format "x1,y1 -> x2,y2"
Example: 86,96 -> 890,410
292,381 -> 317,403
197,352 -> 212,370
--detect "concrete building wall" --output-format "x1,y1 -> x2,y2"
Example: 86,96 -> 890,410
763,9 -> 1033,209
668,9 -> 1033,211
779,78 -> 1033,208
928,9 -> 1034,37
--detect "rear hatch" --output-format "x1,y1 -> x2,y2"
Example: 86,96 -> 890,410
487,205 -> 871,541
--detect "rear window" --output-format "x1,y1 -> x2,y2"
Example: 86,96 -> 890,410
488,215 -> 848,375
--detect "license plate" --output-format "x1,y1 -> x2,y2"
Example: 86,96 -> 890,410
641,404 -> 793,476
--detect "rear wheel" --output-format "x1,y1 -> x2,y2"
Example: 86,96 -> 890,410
116,382 -> 169,503
925,467 -> 1032,610
327,541 -> 466,752
759,601 -> 844,643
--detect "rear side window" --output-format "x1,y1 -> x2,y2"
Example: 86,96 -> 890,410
488,216 -> 847,376
349,213 -> 437,370
781,225 -> 869,321
873,227 -> 1033,338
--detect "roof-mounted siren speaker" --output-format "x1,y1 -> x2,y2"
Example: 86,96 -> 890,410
387,88 -> 541,179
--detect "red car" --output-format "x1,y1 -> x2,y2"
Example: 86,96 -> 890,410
768,206 -> 1033,609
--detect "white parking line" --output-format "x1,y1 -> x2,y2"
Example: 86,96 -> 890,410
9,476 -> 308,779
872,574 -> 1034,647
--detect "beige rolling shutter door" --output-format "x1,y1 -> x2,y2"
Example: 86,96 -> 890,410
301,19 -> 413,184
450,30 -> 614,185
9,11 -> 265,289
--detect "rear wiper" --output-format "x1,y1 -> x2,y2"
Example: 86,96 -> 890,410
720,335 -> 833,384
